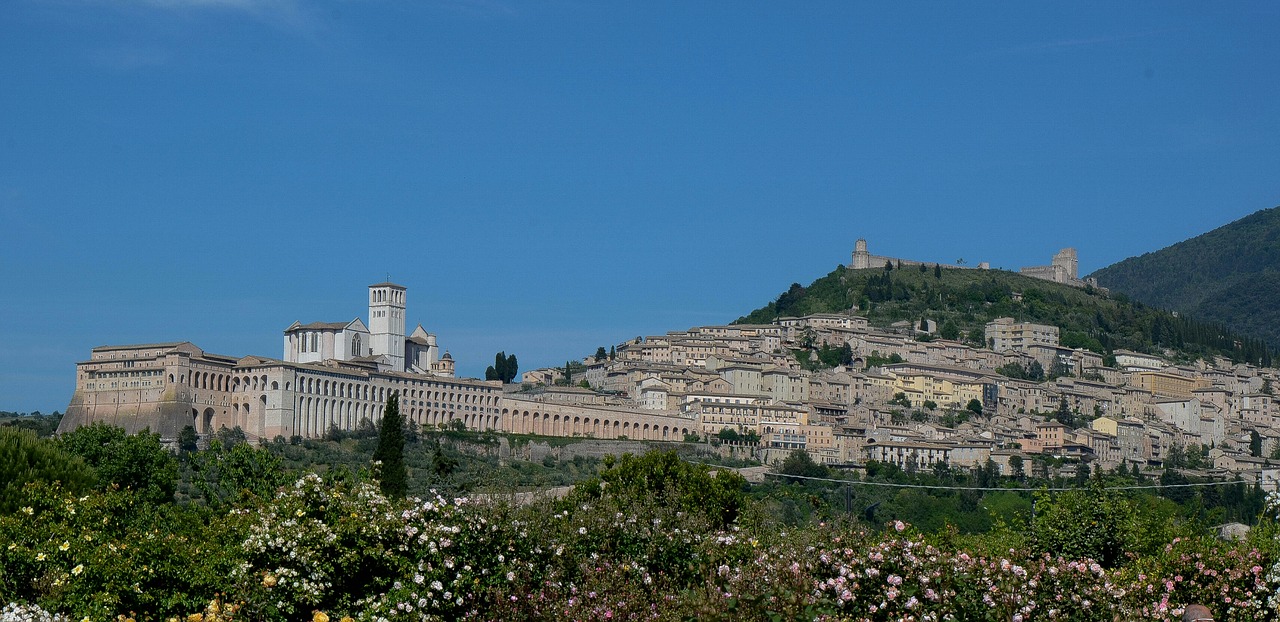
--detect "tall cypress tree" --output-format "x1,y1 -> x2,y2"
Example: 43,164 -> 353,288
373,392 -> 407,498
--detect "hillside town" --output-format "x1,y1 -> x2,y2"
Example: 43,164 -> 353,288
59,243 -> 1280,493
522,311 -> 1280,487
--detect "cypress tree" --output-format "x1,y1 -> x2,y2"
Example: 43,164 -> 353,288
373,392 -> 407,498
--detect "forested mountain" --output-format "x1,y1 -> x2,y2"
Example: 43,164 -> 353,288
1088,206 -> 1280,349
736,260 -> 1272,366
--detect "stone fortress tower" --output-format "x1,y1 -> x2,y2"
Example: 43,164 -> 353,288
1020,248 -> 1087,286
1053,248 -> 1078,280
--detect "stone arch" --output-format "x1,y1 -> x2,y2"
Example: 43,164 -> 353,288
201,407 -> 215,434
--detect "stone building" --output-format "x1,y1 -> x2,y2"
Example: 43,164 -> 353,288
850,238 -> 989,271
984,317 -> 1060,353
59,341 -> 500,442
283,282 -> 452,377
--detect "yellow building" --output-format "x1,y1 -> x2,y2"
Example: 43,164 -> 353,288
1132,370 -> 1208,399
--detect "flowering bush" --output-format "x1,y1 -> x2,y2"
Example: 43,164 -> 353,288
1115,536 -> 1270,621
3,451 -> 1280,622
0,482 -> 236,620
230,472 -> 539,620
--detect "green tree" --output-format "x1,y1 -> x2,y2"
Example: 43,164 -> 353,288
778,449 -> 828,479
966,398 -> 984,416
429,437 -> 458,480
59,423 -> 177,505
1250,429 -> 1263,457
1165,442 -> 1186,469
0,427 -> 95,512
1049,357 -> 1073,379
1054,396 -> 1075,427
1185,443 -> 1207,469
178,425 -> 198,452
609,345 -> 616,360
372,392 -> 407,499
1031,481 -> 1139,568
934,263 -> 942,279
1009,454 -> 1025,480
1027,360 -> 1046,381
504,353 -> 518,382
215,425 -> 247,447
186,440 -> 288,508
570,450 -> 747,529
594,346 -> 607,361
485,351 -> 520,383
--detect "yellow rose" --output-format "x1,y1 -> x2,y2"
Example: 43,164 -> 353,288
312,611 -> 330,622
187,614 -> 203,622
262,573 -> 278,588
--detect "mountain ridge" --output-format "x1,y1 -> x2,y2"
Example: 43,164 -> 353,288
1088,206 -> 1280,348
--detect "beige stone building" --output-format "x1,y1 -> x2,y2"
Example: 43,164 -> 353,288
62,341 -> 501,442
984,317 -> 1059,353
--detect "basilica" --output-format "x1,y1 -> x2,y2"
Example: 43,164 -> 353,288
57,282 -> 704,445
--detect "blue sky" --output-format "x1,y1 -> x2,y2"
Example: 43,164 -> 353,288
2,1 -> 1278,413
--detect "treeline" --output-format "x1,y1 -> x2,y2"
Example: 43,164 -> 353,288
0,411 -> 62,438
737,261 -> 1275,367
765,450 -> 1266,534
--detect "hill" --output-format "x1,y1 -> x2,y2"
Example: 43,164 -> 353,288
1088,206 -> 1280,348
736,261 -> 1272,366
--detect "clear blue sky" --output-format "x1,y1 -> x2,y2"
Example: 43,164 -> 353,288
2,1 -> 1278,413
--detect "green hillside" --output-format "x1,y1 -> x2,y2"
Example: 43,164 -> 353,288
736,261 -> 1272,366
1088,206 -> 1280,349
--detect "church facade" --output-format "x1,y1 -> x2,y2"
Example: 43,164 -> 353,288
58,282 -> 483,441
282,282 -> 454,377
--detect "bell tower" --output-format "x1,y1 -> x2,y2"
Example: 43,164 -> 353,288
368,282 -> 406,372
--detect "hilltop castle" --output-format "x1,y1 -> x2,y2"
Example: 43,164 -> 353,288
851,238 -> 990,271
850,239 -> 1100,290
